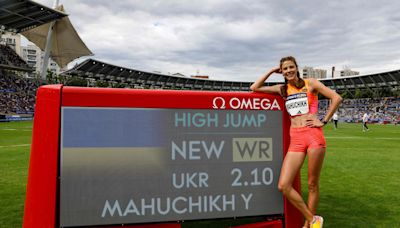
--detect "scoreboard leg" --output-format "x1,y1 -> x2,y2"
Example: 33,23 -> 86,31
23,85 -> 62,228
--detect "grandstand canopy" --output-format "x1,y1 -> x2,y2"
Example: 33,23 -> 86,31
63,58 -> 400,96
63,58 -> 255,91
0,0 -> 67,33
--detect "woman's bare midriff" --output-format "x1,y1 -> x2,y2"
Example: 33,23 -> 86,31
290,113 -> 318,128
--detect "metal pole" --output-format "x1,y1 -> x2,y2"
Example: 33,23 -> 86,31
39,0 -> 60,80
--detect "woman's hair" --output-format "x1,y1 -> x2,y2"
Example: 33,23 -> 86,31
279,56 -> 305,98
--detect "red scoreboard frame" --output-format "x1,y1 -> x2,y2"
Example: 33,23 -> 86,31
23,85 -> 302,228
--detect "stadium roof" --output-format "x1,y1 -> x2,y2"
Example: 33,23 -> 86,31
0,0 -> 67,33
63,58 -> 255,91
63,58 -> 400,94
320,69 -> 400,96
64,58 -> 206,80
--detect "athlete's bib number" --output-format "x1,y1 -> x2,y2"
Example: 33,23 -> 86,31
285,93 -> 309,116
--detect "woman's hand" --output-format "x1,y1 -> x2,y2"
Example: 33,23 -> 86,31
271,67 -> 282,74
250,66 -> 283,94
305,118 -> 325,128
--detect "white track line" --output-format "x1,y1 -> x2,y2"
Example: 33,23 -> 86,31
0,144 -> 31,148
1,128 -> 32,131
325,136 -> 398,140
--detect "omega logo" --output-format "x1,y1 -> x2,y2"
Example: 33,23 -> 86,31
212,97 -> 281,110
212,97 -> 226,109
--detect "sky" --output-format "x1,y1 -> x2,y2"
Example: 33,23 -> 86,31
31,0 -> 400,82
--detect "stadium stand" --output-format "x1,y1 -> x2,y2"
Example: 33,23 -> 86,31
339,97 -> 399,124
1,55 -> 399,123
318,98 -> 400,124
0,44 -> 32,71
322,70 -> 400,98
61,58 -> 399,125
0,0 -> 66,120
63,58 -> 400,97
0,69 -> 40,117
63,59 -> 269,91
0,43 -> 36,120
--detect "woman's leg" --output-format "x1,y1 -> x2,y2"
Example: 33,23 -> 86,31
303,147 -> 325,227
278,152 -> 314,223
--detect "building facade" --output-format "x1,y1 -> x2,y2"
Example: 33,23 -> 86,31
20,44 -> 60,74
0,32 -> 21,55
299,66 -> 327,79
0,33 -> 60,74
340,69 -> 360,77
332,67 -> 360,78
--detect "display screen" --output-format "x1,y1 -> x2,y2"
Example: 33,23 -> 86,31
60,107 -> 284,227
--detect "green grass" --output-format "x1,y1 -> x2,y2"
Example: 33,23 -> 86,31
0,121 -> 31,228
302,122 -> 400,227
0,121 -> 399,227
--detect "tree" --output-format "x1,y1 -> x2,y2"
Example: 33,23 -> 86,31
57,74 -> 66,84
374,87 -> 393,98
46,69 -> 57,84
111,82 -> 126,88
393,89 -> 400,98
361,89 -> 373,98
354,89 -> 362,98
95,80 -> 109,87
65,76 -> 87,86
340,91 -> 351,99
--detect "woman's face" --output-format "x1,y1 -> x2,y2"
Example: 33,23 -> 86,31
281,60 -> 297,81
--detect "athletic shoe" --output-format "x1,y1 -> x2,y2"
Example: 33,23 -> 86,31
310,215 -> 324,228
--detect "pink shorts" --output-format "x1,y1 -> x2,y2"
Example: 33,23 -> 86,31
288,127 -> 326,153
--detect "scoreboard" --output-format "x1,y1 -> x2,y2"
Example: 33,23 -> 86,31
23,85 -> 302,228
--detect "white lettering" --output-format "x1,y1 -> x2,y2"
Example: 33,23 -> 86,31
171,141 -> 225,160
157,198 -> 170,215
172,197 -> 187,214
102,200 -> 123,217
270,99 -> 280,109
241,193 -> 253,210
203,141 -> 224,159
212,97 -> 226,109
172,141 -> 186,160
223,194 -> 235,211
209,195 -> 222,212
141,198 -> 155,215
225,98 -> 281,110
172,172 -> 209,189
102,195 -> 244,218
189,196 -> 202,213
189,141 -> 201,160
123,199 -> 140,216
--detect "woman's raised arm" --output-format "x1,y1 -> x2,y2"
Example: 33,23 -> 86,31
250,67 -> 283,94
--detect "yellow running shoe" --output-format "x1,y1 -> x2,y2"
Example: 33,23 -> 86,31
311,215 -> 324,228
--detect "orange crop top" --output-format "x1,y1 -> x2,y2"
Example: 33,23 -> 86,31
285,79 -> 318,116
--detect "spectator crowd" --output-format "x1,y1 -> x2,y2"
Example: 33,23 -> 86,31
0,67 -> 399,124
0,70 -> 39,115
319,97 -> 400,124
0,45 -> 31,70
